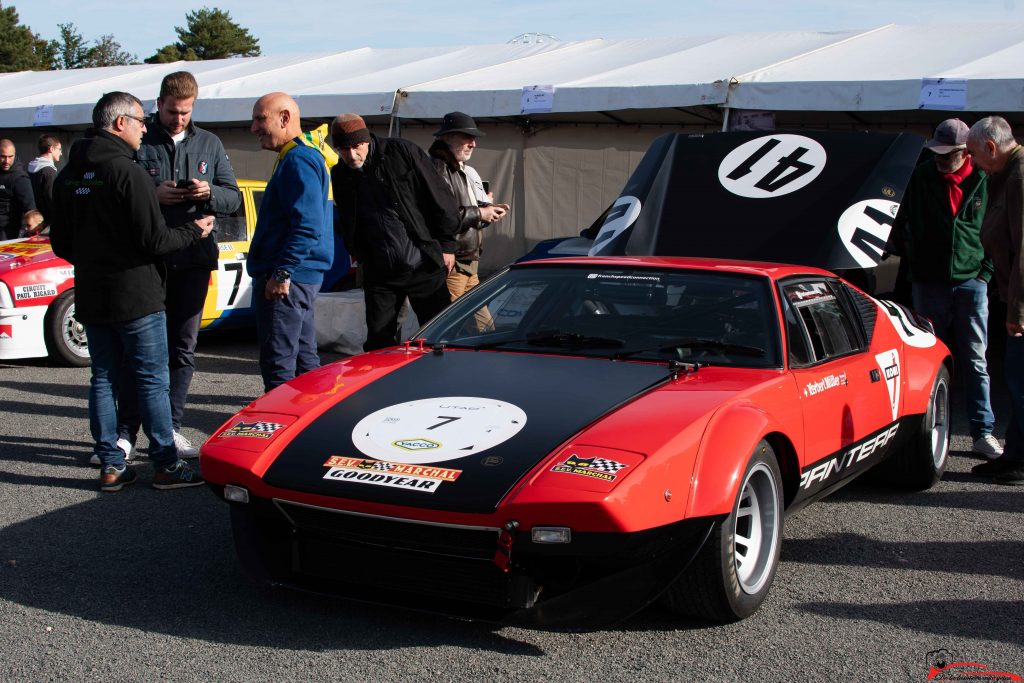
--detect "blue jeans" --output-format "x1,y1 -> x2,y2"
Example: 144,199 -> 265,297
118,268 -> 209,438
1004,335 -> 1024,463
254,277 -> 320,393
912,279 -> 995,440
85,312 -> 178,469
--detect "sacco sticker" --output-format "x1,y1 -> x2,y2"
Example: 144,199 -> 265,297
219,420 -> 285,439
321,456 -> 461,493
14,283 -> 57,300
875,349 -> 901,420
837,199 -> 899,267
352,397 -> 527,464
551,454 -> 628,482
718,135 -> 826,199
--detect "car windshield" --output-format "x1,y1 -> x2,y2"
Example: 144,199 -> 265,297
419,264 -> 781,367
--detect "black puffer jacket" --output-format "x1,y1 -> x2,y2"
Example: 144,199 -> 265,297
332,134 -> 458,271
49,130 -> 202,324
428,139 -> 485,261
0,162 -> 36,239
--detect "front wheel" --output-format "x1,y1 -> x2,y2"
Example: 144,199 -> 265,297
663,440 -> 784,622
45,290 -> 90,367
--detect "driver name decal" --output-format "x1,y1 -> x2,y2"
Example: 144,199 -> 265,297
322,456 -> 462,493
803,372 -> 848,397
718,134 -> 826,199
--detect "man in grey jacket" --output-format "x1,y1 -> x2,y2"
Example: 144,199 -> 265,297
967,115 -> 1024,485
115,71 -> 240,462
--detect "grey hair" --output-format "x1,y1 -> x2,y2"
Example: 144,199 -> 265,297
92,91 -> 143,131
968,116 -> 1017,150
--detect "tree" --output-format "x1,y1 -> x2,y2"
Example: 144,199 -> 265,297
50,22 -> 137,69
0,3 -> 56,72
83,34 -> 136,67
146,7 -> 260,63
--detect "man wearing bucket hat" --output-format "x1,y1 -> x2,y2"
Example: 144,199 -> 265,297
967,115 -> 1024,484
330,113 -> 459,351
428,112 -> 510,304
891,118 -> 1001,460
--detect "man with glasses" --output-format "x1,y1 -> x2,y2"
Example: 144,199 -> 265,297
50,91 -> 213,492
114,71 -> 240,462
890,118 -> 1001,460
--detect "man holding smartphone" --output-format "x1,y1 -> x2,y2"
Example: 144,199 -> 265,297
113,71 -> 241,462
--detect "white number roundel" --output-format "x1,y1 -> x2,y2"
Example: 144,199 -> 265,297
351,397 -> 528,464
837,199 -> 899,268
718,134 -> 827,199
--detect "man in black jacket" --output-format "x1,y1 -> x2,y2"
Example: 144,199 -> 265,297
331,114 -> 460,351
50,91 -> 213,493
116,71 -> 241,460
0,139 -> 36,240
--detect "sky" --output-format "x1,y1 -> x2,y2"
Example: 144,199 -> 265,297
10,0 -> 1024,61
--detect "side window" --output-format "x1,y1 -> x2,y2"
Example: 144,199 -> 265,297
782,280 -> 860,364
216,195 -> 248,243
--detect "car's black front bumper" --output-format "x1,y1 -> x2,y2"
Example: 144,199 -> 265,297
225,492 -> 722,627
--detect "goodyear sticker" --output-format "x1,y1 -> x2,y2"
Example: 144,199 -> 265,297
322,456 -> 461,493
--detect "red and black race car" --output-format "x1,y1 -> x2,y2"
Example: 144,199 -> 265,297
201,131 -> 950,624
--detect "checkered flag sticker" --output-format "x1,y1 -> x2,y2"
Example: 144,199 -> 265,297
250,421 -> 283,433
371,461 -> 396,471
589,458 -> 627,473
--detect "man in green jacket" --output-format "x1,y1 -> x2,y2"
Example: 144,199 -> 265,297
891,118 -> 1001,459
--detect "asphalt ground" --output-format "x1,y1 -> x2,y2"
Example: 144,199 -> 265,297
0,328 -> 1021,682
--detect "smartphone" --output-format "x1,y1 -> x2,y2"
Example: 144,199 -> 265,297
176,179 -> 192,189
481,181 -> 490,194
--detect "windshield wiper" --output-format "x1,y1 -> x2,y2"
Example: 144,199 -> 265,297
614,337 -> 765,359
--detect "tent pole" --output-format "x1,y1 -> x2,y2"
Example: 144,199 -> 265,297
721,106 -> 731,132
388,89 -> 403,137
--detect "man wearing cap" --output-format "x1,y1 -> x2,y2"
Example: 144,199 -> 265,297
891,118 -> 1001,459
428,112 -> 510,304
330,113 -> 460,351
967,116 -> 1024,485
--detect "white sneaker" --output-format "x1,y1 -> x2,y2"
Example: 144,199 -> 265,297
173,431 -> 200,459
89,438 -> 134,466
973,434 -> 1004,459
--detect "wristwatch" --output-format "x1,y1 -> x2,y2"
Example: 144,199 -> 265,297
272,268 -> 291,283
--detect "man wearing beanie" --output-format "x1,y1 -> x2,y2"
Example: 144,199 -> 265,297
248,92 -> 333,391
890,118 -> 1001,460
331,113 -> 460,351
428,112 -> 510,307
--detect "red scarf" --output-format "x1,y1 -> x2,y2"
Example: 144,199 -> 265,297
940,156 -> 973,215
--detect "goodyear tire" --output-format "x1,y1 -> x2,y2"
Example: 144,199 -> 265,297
663,440 -> 783,622
873,365 -> 950,491
44,290 -> 90,367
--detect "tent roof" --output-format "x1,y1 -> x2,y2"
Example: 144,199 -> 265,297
3,22 -> 1024,128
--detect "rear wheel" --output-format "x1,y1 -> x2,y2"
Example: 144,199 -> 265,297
663,440 -> 783,622
873,365 -> 950,490
45,290 -> 90,367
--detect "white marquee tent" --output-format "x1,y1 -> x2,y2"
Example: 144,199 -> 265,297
3,22 -> 1024,267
